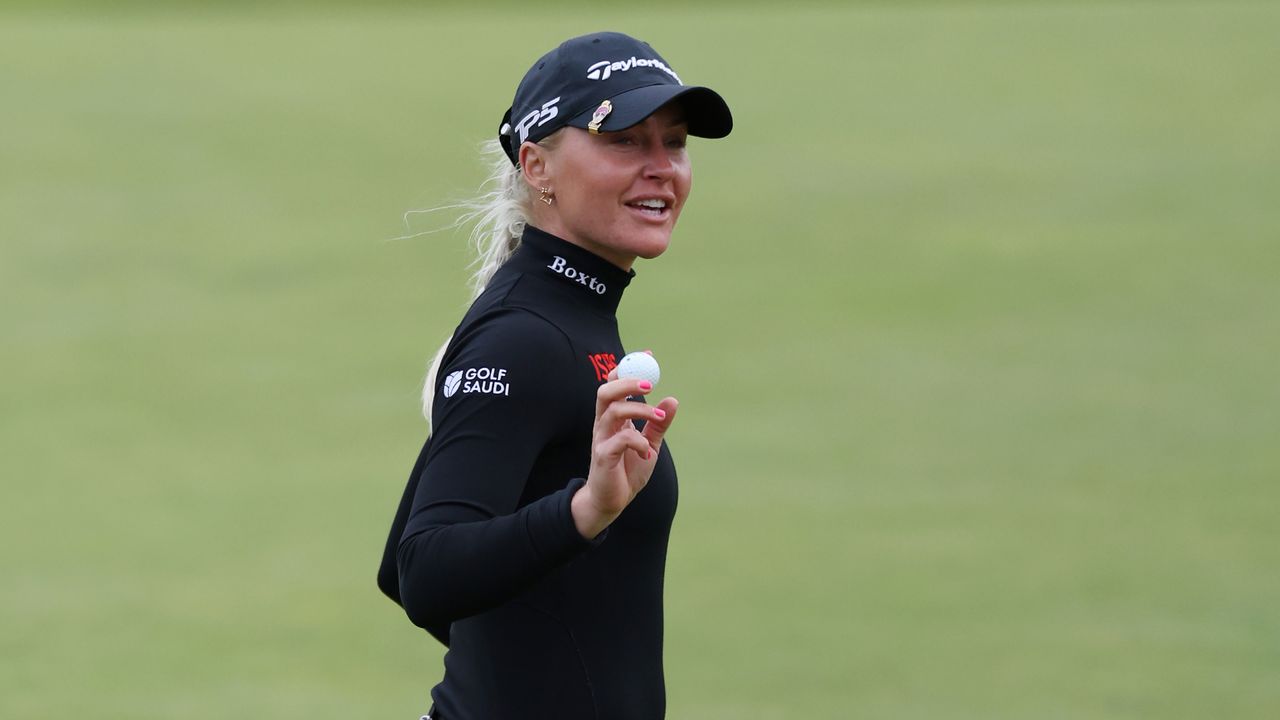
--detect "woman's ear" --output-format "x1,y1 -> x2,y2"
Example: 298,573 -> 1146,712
519,141 -> 551,190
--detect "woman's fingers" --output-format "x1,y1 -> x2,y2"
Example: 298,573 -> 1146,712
640,396 -> 678,449
594,396 -> 678,467
594,426 -> 653,467
595,377 -> 652,418
596,397 -> 666,433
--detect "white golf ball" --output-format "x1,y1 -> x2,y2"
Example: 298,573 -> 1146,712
616,351 -> 661,386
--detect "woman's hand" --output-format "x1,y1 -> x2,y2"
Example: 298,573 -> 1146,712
571,371 -> 678,540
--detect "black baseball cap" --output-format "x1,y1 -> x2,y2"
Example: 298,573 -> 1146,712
498,31 -> 733,165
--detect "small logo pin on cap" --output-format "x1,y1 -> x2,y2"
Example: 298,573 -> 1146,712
587,100 -> 613,134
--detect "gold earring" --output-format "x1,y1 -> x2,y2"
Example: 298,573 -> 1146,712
539,187 -> 554,206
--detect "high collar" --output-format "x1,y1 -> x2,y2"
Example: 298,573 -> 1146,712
506,225 -> 636,316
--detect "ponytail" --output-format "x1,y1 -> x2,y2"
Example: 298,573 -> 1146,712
420,133 -> 561,420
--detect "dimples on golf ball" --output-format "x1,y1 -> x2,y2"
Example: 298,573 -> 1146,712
617,352 -> 660,386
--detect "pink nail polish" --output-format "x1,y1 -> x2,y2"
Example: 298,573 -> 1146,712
638,381 -> 653,392
653,408 -> 666,419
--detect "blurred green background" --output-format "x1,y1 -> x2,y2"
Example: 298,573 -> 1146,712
3,1 -> 1278,718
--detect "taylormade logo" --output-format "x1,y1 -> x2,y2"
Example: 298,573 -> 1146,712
548,256 -> 607,295
586,57 -> 681,84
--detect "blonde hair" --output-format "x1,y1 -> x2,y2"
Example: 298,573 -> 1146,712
420,133 -> 561,421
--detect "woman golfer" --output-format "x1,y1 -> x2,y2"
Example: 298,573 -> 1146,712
377,31 -> 732,719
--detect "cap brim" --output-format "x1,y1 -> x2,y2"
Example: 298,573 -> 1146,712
566,84 -> 732,139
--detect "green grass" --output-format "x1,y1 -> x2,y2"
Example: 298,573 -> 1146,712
3,2 -> 1278,718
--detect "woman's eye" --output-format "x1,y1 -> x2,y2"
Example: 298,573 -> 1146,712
666,137 -> 688,149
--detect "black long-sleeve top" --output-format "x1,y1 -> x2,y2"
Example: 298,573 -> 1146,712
378,226 -> 678,719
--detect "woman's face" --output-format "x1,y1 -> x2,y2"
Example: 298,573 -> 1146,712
527,103 -> 692,270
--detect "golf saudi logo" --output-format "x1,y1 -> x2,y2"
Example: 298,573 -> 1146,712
442,367 -> 511,399
442,371 -> 463,398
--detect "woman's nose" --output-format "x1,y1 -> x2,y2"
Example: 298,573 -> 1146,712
643,140 -> 675,179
